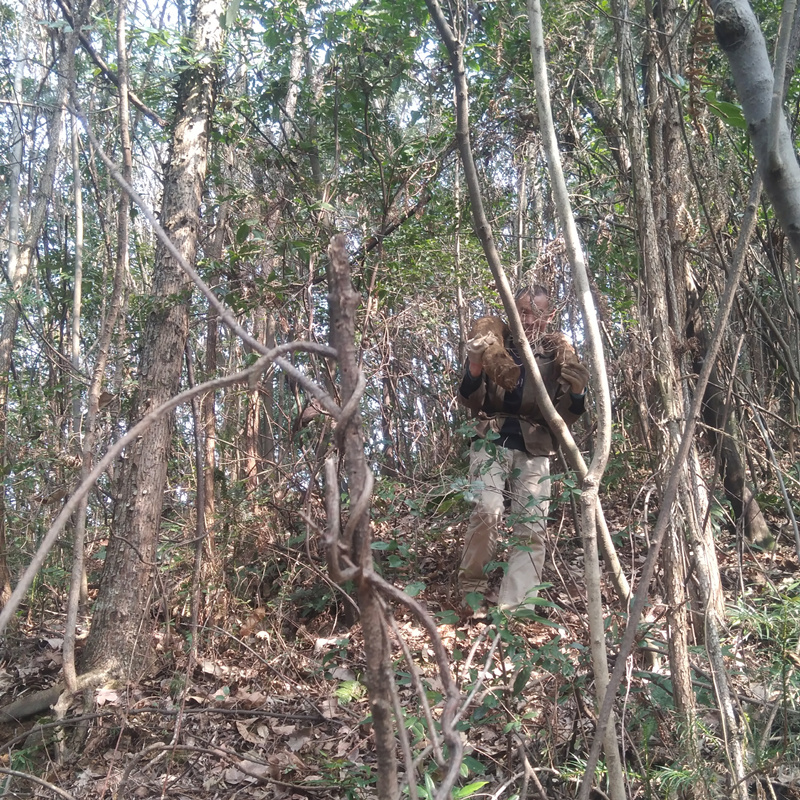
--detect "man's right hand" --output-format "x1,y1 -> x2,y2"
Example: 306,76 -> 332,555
466,332 -> 498,375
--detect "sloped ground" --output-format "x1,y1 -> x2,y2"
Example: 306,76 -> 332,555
1,496 -> 800,799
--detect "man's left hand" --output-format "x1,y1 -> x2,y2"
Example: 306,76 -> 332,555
560,362 -> 590,395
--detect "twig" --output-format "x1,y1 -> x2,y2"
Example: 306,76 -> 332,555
454,628 -> 503,726
385,617 -> 421,800
321,457 -> 360,583
0,768 -> 77,800
514,734 -> 550,800
299,509 -> 360,615
387,613 -> 445,767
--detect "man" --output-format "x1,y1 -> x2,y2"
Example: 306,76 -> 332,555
457,286 -> 589,613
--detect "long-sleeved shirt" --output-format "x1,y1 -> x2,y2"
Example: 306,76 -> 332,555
458,333 -> 586,457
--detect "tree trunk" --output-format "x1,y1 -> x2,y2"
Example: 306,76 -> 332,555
612,0 -> 715,791
243,311 -> 266,498
0,26 -> 25,607
711,0 -> 800,258
81,0 -> 226,676
327,234 -> 399,800
698,358 -> 773,545
0,27 -> 69,607
525,2 -> 625,796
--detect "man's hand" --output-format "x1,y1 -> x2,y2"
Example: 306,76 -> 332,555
466,332 -> 498,375
560,361 -> 590,395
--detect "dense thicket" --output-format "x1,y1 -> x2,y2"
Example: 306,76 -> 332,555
1,0 -> 799,797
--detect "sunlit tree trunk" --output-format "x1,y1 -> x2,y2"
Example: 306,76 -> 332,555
70,115 -> 84,448
81,0 -> 227,676
200,205 -> 226,599
711,0 -> 800,257
526,2 -> 625,797
243,309 -> 268,498
63,0 -> 131,690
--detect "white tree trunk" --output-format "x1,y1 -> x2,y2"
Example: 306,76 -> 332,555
712,0 -> 800,256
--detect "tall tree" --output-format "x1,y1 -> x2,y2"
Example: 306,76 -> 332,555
81,0 -> 227,676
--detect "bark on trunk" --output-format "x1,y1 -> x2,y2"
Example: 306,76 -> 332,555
526,1 -> 626,796
81,0 -> 226,676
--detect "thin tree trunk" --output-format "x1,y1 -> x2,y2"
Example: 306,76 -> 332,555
644,0 -> 714,785
81,0 -> 227,676
664,525 -> 700,770
526,2 -> 625,797
0,23 -> 26,606
200,214 -> 229,600
578,177 -> 763,800
0,26 -> 69,607
699,358 -> 773,545
243,310 -> 266,498
198,199 -> 228,601
63,0 -> 131,690
186,343 -> 205,663
70,115 -> 84,447
454,161 -> 468,367
327,234 -> 399,800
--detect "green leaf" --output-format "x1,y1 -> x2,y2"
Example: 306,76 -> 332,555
334,680 -> 366,703
464,591 -> 484,612
235,221 -> 251,244
513,666 -> 532,695
405,581 -> 425,597
510,608 -> 560,626
704,91 -> 747,129
453,781 -> 490,799
663,73 -> 688,91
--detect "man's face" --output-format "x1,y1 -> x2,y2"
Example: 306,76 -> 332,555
516,292 -> 552,339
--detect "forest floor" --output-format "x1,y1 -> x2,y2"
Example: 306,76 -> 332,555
1,486 -> 800,800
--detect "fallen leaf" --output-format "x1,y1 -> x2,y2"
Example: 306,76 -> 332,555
223,766 -> 249,785
236,720 -> 267,746
96,687 -> 120,707
240,608 -> 267,637
287,726 -> 313,752
319,696 -> 340,718
236,689 -> 268,706
272,723 -> 296,736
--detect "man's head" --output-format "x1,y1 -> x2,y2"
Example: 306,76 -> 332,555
514,285 -> 553,340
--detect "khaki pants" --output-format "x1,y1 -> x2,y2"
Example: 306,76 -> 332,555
459,442 -> 550,610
